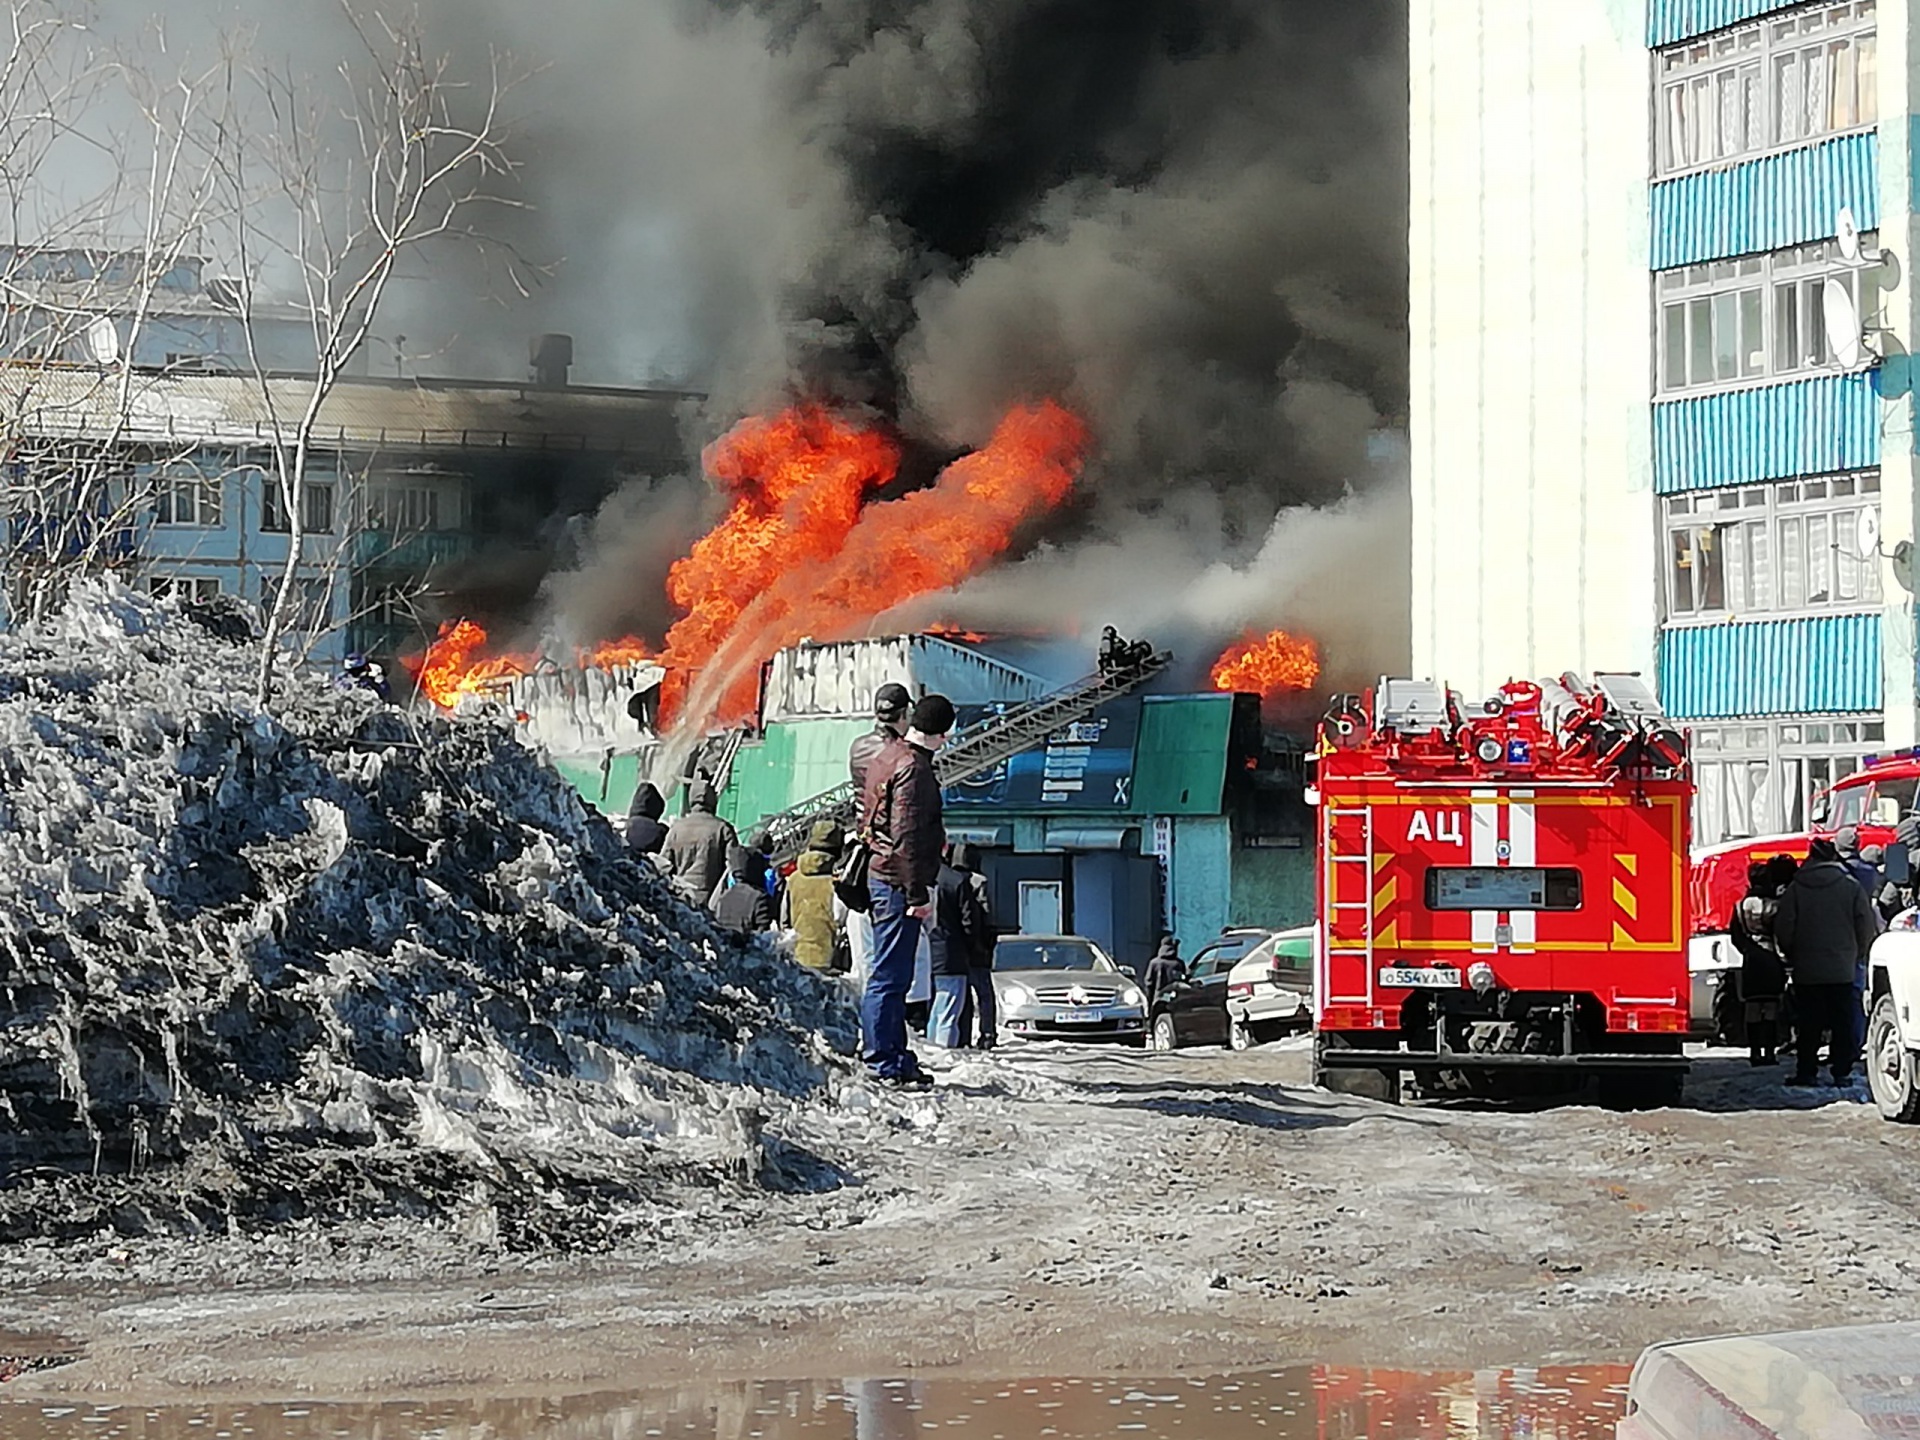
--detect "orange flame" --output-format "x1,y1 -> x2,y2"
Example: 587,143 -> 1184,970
404,619 -> 539,709
683,400 -> 1089,724
1211,629 -> 1322,696
405,401 -> 1085,725
580,636 -> 659,670
661,407 -> 899,678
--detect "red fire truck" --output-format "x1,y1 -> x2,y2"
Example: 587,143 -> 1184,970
1311,673 -> 1694,1106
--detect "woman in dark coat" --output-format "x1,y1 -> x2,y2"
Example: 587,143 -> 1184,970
1730,855 -> 1794,1067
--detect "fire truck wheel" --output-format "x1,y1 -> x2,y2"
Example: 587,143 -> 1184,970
1312,1034 -> 1400,1103
1866,993 -> 1920,1123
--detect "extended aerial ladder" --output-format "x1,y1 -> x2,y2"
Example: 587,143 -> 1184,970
757,649 -> 1173,864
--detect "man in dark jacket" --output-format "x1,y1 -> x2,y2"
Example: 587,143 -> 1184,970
1834,826 -> 1884,1050
713,844 -> 777,937
857,693 -> 954,1084
1143,935 -> 1185,1007
1776,837 -> 1878,1087
927,846 -> 989,1048
848,682 -> 911,794
662,781 -> 737,908
949,843 -> 998,1047
624,781 -> 669,859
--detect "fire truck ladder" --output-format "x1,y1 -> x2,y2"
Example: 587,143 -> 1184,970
1323,803 -> 1376,1003
759,650 -> 1173,865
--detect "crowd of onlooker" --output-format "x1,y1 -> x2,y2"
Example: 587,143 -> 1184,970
1731,825 -> 1896,1088
622,683 -> 997,1085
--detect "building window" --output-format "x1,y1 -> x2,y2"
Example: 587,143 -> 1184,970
1656,0 -> 1876,176
261,477 -> 336,534
261,575 -> 332,633
1663,473 -> 1881,619
354,580 -> 420,631
1692,716 -> 1885,843
1657,235 -> 1880,394
150,466 -> 223,527
148,575 -> 221,604
366,483 -> 441,533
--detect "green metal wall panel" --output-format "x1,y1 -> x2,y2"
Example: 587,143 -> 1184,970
721,718 -> 868,832
1133,695 -> 1233,815
1230,846 -> 1313,931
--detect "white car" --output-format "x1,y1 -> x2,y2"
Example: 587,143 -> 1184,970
1224,926 -> 1313,1051
1866,911 -> 1920,1119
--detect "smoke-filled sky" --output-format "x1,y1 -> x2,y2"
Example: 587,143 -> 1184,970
89,0 -> 1410,681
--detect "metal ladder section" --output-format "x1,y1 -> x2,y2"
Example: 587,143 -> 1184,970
759,650 -> 1173,864
1323,804 -> 1376,1003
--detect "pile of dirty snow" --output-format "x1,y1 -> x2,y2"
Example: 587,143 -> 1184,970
0,584 -> 858,1250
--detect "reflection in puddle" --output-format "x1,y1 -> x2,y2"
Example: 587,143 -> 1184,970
1,1366 -> 1631,1439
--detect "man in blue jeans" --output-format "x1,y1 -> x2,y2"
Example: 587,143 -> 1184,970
857,693 -> 955,1085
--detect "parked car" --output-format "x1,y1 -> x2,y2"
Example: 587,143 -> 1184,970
1688,931 -> 1745,1044
993,935 -> 1148,1045
1619,1321 -> 1920,1438
1224,926 -> 1313,1049
1146,941 -> 1241,1051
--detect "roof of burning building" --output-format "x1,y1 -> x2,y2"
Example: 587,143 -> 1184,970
0,365 -> 697,456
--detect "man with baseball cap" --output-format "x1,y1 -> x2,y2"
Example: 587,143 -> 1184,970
848,682 -> 912,793
857,692 -> 956,1085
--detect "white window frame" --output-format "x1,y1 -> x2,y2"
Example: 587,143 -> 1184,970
147,575 -> 220,604
365,482 -> 442,534
1691,716 -> 1885,844
150,464 -> 224,528
261,475 -> 337,535
1656,234 -> 1881,396
1664,472 -> 1882,620
1655,0 -> 1877,178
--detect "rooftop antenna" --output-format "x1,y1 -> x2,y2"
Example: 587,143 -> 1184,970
83,314 -> 119,365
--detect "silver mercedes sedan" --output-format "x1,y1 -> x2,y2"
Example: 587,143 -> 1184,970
993,934 -> 1149,1045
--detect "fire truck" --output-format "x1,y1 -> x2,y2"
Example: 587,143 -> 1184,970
1311,673 -> 1694,1106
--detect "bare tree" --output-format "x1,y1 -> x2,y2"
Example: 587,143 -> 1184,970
0,1 -> 234,623
200,2 -> 521,706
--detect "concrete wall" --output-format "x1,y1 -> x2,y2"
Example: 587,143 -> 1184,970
1410,0 -> 1656,698
1883,0 -> 1920,746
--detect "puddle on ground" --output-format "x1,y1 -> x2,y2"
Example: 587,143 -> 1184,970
0,1366 -> 1632,1438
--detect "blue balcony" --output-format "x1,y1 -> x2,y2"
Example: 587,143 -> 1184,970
1649,0 -> 1815,47
1651,133 -> 1879,270
1660,613 -> 1882,718
352,529 -> 477,573
1652,373 -> 1881,494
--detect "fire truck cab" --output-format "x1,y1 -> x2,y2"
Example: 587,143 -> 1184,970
1311,673 -> 1694,1107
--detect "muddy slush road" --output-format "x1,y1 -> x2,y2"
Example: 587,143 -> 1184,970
5,1038 -> 1920,1406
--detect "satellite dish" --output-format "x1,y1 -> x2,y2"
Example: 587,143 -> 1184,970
1837,207 -> 1862,263
1894,539 -> 1915,595
83,315 -> 119,365
1853,506 -> 1882,562
1823,278 -> 1864,370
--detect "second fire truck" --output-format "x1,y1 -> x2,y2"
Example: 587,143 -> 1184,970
1311,673 -> 1694,1106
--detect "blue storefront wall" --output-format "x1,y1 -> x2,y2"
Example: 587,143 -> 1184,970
1659,614 -> 1883,718
1650,132 -> 1879,270
1648,0 -> 1816,47
1651,373 -> 1881,494
1165,815 -> 1232,960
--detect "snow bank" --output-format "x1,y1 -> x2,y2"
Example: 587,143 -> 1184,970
0,584 -> 857,1249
